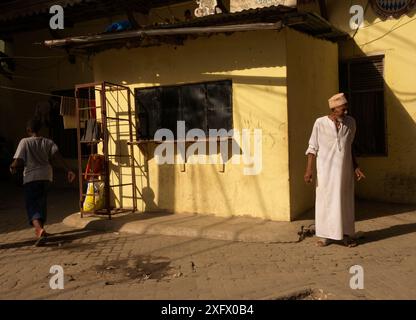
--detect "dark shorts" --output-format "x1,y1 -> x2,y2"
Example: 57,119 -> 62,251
24,180 -> 49,226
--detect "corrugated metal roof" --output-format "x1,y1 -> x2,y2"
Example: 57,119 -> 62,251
151,5 -> 346,40
151,5 -> 298,29
44,5 -> 348,52
0,0 -> 193,35
148,5 -> 346,40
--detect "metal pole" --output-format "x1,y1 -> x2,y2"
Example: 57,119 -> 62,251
127,88 -> 137,212
75,87 -> 84,218
101,83 -> 111,219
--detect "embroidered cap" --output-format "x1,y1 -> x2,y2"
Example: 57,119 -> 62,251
328,93 -> 348,109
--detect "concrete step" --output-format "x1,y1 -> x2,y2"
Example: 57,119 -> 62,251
63,211 -> 314,244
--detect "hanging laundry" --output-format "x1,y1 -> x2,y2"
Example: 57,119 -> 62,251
60,96 -> 76,116
84,154 -> 105,181
63,115 -> 78,129
61,97 -> 91,129
81,119 -> 102,142
60,96 -> 77,129
89,99 -> 97,119
78,98 -> 90,122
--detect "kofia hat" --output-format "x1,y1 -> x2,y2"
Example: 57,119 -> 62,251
328,93 -> 348,109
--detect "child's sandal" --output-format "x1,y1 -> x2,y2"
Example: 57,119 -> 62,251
34,230 -> 48,247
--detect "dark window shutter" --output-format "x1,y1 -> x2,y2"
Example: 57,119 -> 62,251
135,80 -> 233,140
160,86 -> 180,137
339,62 -> 348,93
349,57 -> 384,91
206,80 -> 233,133
351,91 -> 385,155
135,88 -> 161,140
339,55 -> 387,156
181,83 -> 207,133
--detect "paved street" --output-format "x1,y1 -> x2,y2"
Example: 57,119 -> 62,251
0,182 -> 416,300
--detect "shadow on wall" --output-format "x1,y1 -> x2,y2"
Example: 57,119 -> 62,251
135,137 -> 243,215
294,35 -> 416,221
346,40 -> 416,206
141,186 -> 159,212
326,0 -> 416,30
98,30 -> 288,218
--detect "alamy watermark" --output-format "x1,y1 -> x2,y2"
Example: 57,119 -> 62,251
49,5 -> 64,30
350,5 -> 364,30
349,265 -> 364,290
153,121 -> 263,176
49,265 -> 64,290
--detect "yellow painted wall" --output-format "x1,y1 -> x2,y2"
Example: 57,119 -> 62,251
286,27 -> 339,220
94,29 -> 292,220
326,0 -> 416,204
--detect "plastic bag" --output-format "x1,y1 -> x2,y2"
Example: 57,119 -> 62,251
83,182 -> 105,212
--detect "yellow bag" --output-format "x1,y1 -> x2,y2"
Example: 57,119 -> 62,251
83,182 -> 105,212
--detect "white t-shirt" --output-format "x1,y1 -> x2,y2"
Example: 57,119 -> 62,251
13,137 -> 59,184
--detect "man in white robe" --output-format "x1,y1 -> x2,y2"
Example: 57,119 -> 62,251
304,93 -> 366,247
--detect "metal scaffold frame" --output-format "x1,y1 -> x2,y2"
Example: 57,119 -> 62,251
75,81 -> 137,219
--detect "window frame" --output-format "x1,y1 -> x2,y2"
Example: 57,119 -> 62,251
339,54 -> 388,157
134,79 -> 234,141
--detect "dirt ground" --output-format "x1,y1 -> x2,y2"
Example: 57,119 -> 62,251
0,181 -> 415,300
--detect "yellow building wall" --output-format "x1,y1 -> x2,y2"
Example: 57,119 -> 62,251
326,0 -> 416,204
93,29 -> 292,221
286,27 -> 339,220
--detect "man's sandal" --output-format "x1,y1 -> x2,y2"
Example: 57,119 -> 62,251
316,238 -> 331,247
343,237 -> 358,248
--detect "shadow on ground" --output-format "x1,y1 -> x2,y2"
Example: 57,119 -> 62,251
297,199 -> 416,222
0,180 -> 79,235
0,229 -> 103,250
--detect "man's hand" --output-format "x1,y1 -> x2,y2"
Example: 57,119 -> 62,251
355,168 -> 366,181
67,171 -> 76,183
304,169 -> 313,184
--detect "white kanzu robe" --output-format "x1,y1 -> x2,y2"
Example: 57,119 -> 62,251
306,115 -> 356,240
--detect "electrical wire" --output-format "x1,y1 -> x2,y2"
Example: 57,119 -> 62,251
0,85 -> 68,98
0,55 -> 66,60
352,0 -> 370,39
0,84 -> 93,102
358,15 -> 416,47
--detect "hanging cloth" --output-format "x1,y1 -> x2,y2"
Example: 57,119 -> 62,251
84,154 -> 105,181
60,96 -> 76,116
81,119 -> 102,142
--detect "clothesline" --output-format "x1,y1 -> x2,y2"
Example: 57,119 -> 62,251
0,85 -> 95,102
0,85 -> 98,130
0,55 -> 67,60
